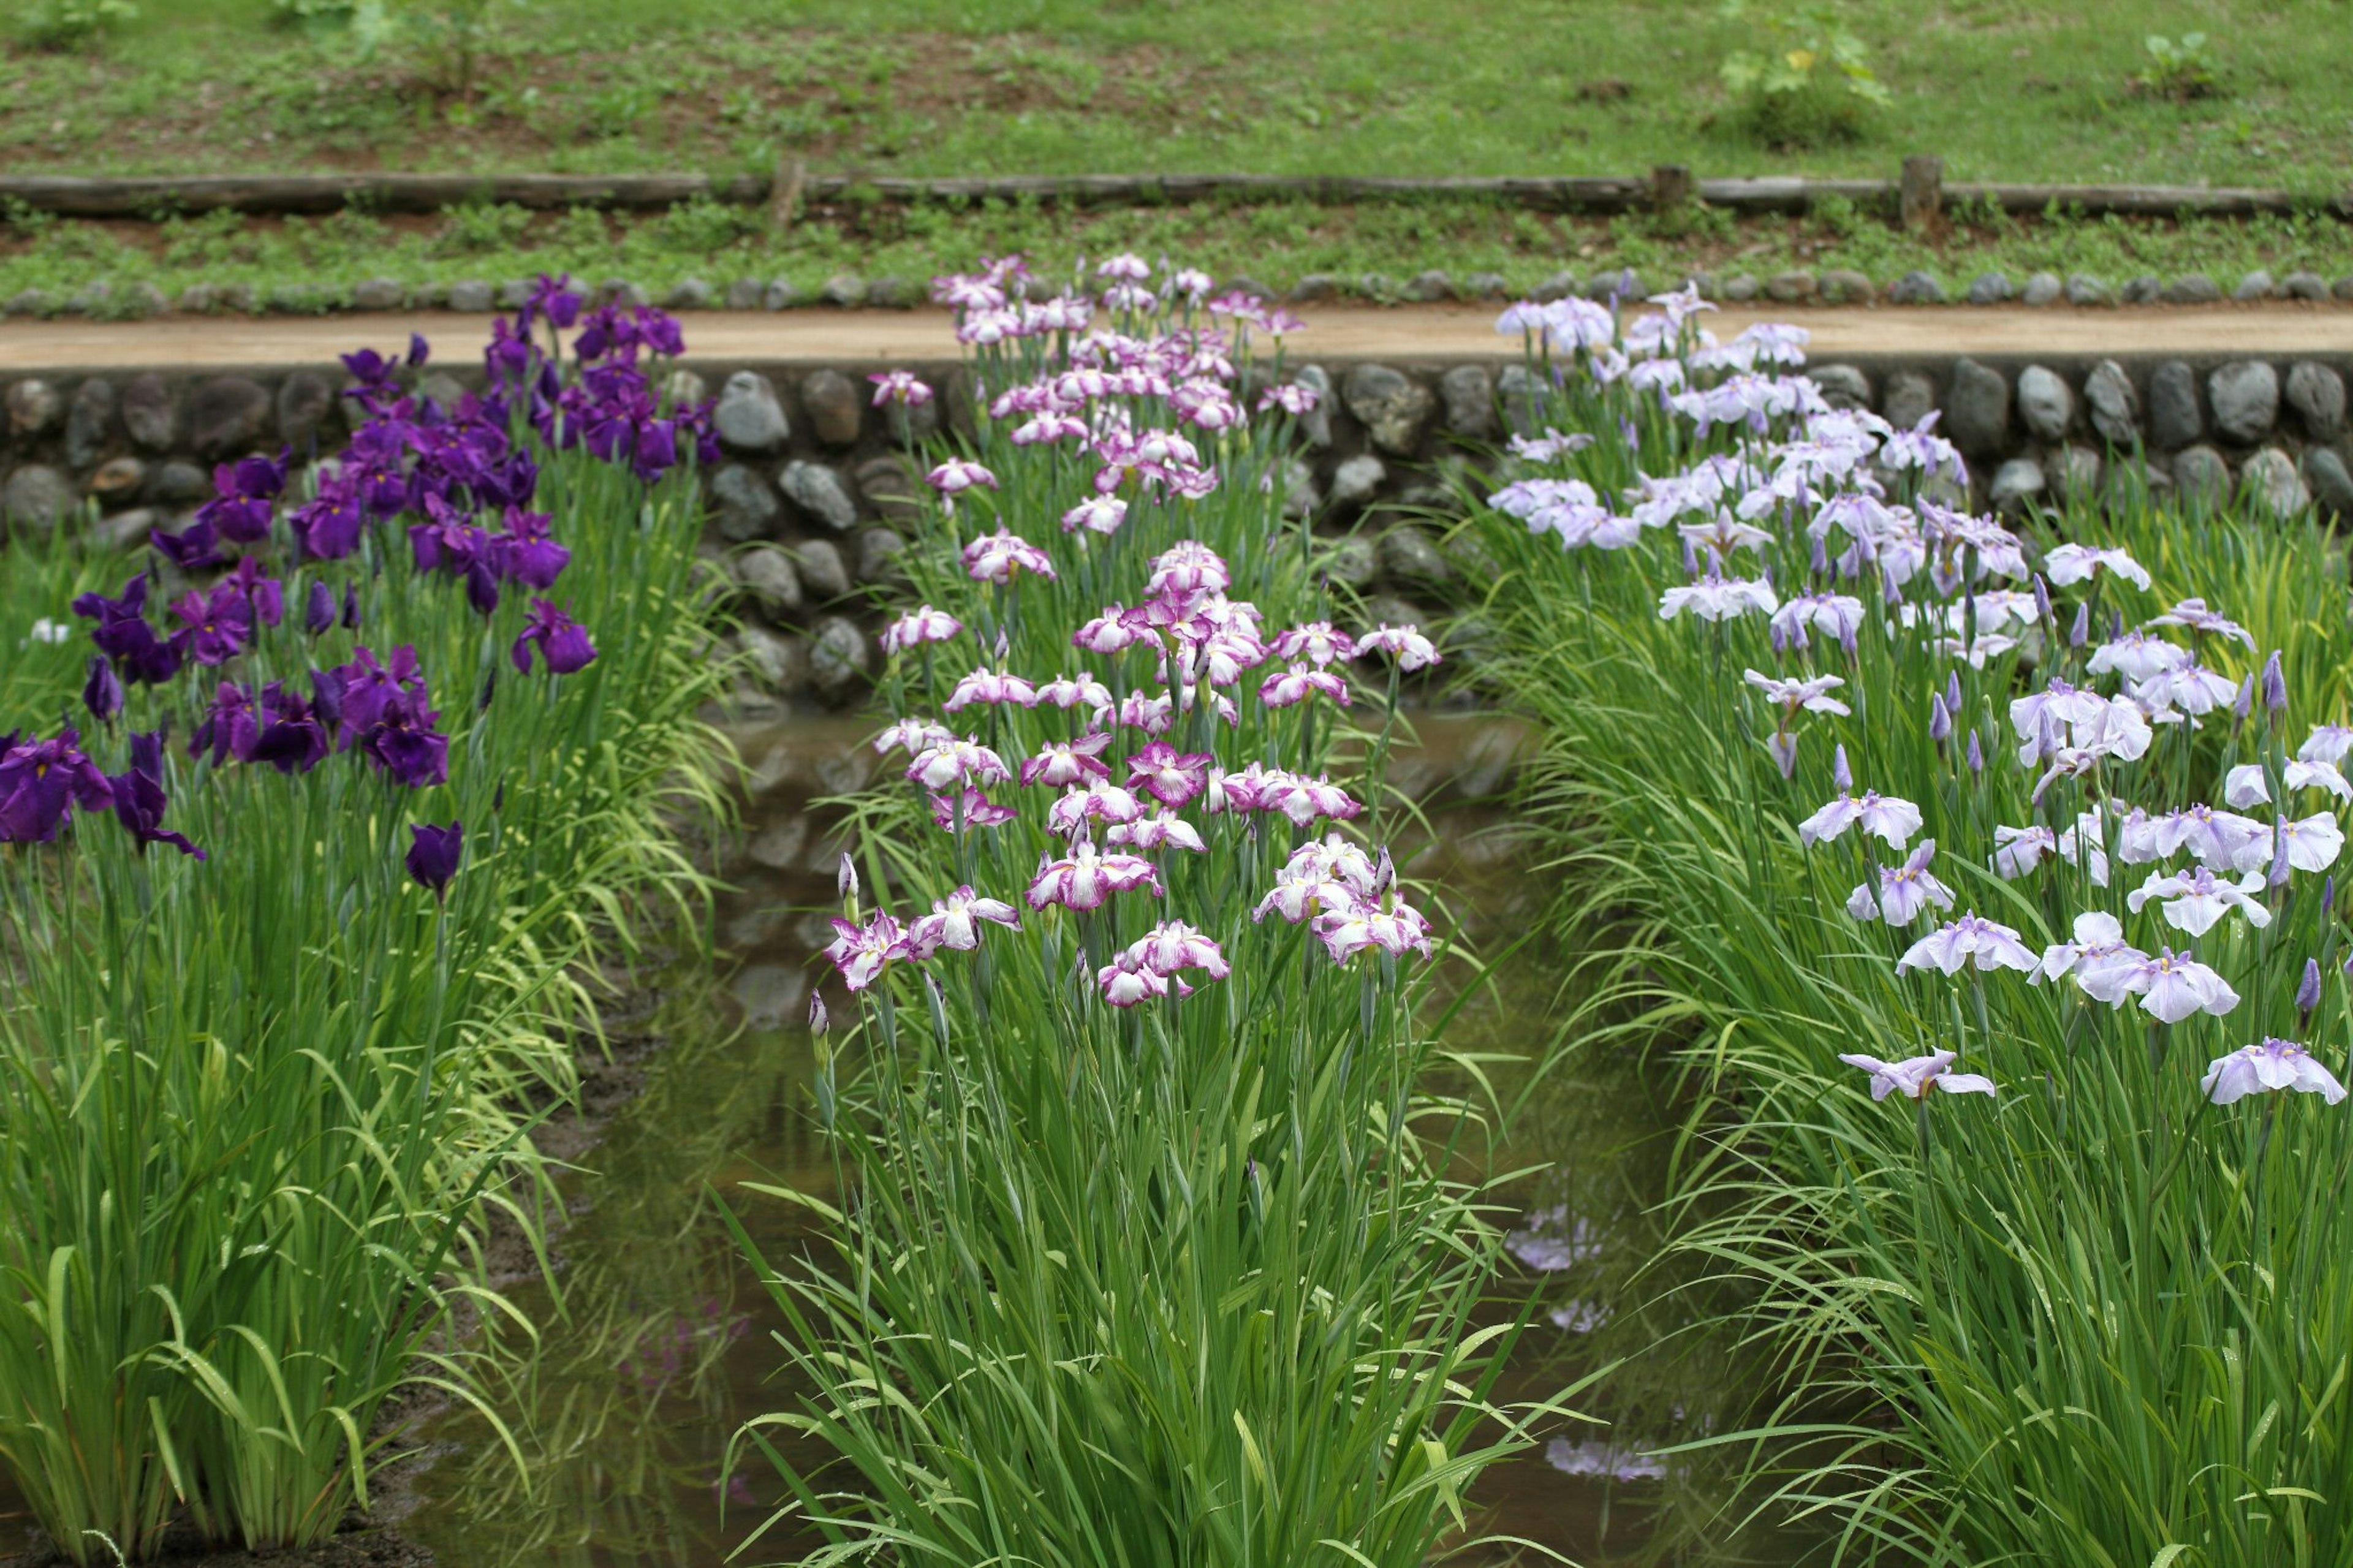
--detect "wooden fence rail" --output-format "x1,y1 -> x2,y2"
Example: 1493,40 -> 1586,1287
1,170 -> 2344,221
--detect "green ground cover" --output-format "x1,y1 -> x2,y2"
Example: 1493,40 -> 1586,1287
3,0 -> 2347,189
4,196 -> 2351,317
7,0 -> 2350,313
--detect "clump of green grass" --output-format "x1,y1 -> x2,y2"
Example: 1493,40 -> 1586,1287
1463,311 -> 2353,1563
727,288 -> 1574,1562
0,327 -> 732,1561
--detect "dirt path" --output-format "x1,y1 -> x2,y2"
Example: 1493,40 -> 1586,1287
5,303 -> 2352,371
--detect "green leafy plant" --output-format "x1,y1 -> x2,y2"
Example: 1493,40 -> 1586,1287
728,280 -> 1568,1564
2135,31 -> 2221,100
0,327 -> 731,1562
1716,0 -> 1892,148
1467,308 -> 2353,1566
17,0 -> 137,51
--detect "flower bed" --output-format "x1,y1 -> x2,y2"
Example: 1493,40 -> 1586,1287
0,290 -> 728,1562
727,256 -> 1568,1562
1469,292 -> 2353,1561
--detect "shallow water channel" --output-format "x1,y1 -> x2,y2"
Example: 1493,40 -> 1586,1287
376,718 -> 1828,1563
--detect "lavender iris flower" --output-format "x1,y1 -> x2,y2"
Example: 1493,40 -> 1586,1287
2263,651 -> 2287,714
2298,957 -> 2324,1021
1800,788 -> 1923,850
1847,840 -> 1957,925
404,820 -> 465,902
2076,946 -> 2240,1023
2125,864 -> 2272,937
1837,1049 -> 1997,1101
512,599 -> 598,675
1896,913 -> 2037,976
2202,1038 -> 2347,1106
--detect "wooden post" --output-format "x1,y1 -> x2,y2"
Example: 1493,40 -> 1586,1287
768,154 -> 806,234
1650,163 -> 1692,216
1901,155 -> 1943,233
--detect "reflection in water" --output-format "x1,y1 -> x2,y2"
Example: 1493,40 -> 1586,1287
396,730 -> 1824,1567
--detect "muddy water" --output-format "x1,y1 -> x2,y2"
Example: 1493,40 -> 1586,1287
388,715 -> 1823,1567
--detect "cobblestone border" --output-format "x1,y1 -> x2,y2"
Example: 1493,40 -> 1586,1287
6,350 -> 2345,713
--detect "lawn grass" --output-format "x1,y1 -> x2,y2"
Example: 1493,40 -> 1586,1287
7,1 -> 2351,314
1,0 -> 2349,192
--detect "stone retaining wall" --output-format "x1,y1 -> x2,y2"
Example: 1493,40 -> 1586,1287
4,350 -> 2347,711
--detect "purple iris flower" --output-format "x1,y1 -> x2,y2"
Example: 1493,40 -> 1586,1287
128,729 -> 164,778
341,346 -> 401,390
0,729 -> 114,843
192,452 -> 287,543
408,331 -> 430,368
490,507 -> 569,588
223,557 -> 285,629
523,273 -> 583,332
404,820 -> 464,901
632,419 -> 678,483
290,488 -> 365,561
196,492 -> 274,545
82,655 -> 124,725
362,707 -> 450,789
466,558 -> 501,616
167,589 -> 252,668
191,682 -> 260,766
512,599 -> 597,675
2300,957 -> 2324,1020
304,580 -> 336,636
333,645 -> 427,733
676,401 -> 720,466
151,515 -> 229,572
73,574 -> 183,686
110,746 -> 203,860
230,452 -> 289,499
249,682 -> 330,774
409,510 -> 490,577
341,582 -> 361,630
71,572 -> 148,634
485,317 -> 537,388
572,305 -> 629,363
477,449 -> 539,511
